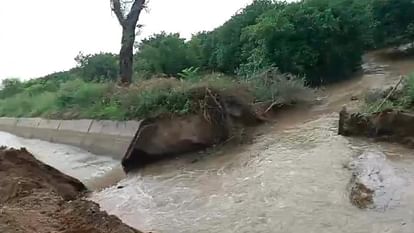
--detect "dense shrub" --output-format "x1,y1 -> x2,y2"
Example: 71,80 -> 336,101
195,0 -> 273,73
372,0 -> 414,46
0,79 -> 24,99
75,52 -> 118,82
241,0 -> 366,85
134,32 -> 197,77
138,0 -> 413,85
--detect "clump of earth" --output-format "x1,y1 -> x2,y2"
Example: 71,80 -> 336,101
0,147 -> 142,233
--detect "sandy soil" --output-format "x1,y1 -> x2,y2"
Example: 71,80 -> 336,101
0,147 -> 142,233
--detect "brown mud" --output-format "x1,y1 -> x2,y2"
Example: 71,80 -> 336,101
0,147 -> 142,233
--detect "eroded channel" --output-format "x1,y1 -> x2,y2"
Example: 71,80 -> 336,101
90,114 -> 414,233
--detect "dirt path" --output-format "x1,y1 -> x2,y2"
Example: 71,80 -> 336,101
0,148 -> 142,233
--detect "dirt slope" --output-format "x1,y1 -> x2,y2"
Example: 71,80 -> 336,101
0,147 -> 142,233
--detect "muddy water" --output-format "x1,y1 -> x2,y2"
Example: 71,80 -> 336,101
0,131 -> 124,190
90,115 -> 414,233
88,54 -> 414,233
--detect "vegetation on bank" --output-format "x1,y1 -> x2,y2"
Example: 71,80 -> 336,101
133,0 -> 414,85
0,0 -> 413,119
364,73 -> 414,113
0,69 -> 311,120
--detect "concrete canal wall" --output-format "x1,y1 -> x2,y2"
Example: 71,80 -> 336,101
0,118 -> 142,159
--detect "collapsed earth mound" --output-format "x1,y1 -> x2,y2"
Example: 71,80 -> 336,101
0,147 -> 142,233
122,87 -> 264,173
338,108 -> 414,146
339,108 -> 412,209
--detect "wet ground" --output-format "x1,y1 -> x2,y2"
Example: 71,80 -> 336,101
1,51 -> 414,233
0,148 -> 140,233
0,131 -> 124,190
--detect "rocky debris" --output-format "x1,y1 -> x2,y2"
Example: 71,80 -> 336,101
338,108 -> 414,146
348,151 -> 405,209
350,95 -> 359,101
350,182 -> 374,209
122,90 -> 263,173
0,147 -> 142,233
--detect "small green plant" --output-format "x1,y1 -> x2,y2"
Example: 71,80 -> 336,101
178,67 -> 200,81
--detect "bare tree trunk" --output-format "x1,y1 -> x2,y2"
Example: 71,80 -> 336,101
119,26 -> 136,85
111,0 -> 145,86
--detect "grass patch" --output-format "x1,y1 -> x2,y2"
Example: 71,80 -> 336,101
0,71 -> 312,120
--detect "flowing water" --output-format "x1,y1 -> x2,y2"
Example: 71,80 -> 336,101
0,131 -> 124,190
1,52 -> 414,233
89,114 -> 414,233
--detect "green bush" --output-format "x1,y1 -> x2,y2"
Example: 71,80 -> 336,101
241,0 -> 367,85
204,0 -> 273,73
372,0 -> 414,46
0,78 -> 24,98
130,0 -> 413,85
75,52 -> 119,82
0,92 -> 58,117
134,32 -> 197,77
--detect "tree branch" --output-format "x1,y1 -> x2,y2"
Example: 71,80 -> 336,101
111,0 -> 126,26
126,0 -> 146,28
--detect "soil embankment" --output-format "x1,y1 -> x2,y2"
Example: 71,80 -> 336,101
339,108 -> 414,147
122,89 -> 265,172
0,147 -> 141,233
